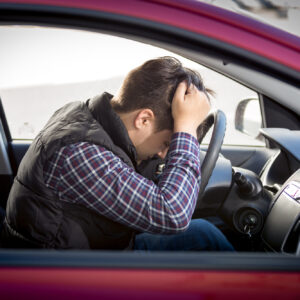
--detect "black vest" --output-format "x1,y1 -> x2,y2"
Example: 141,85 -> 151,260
2,93 -> 137,249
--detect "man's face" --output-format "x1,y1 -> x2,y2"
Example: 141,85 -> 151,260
135,128 -> 173,163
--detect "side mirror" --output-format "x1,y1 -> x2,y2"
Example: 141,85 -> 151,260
235,98 -> 262,139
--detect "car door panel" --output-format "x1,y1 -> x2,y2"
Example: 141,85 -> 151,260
0,100 -> 13,209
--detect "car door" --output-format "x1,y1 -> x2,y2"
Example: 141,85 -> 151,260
0,1 -> 300,298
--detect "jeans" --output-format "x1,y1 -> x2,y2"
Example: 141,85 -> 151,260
134,219 -> 234,251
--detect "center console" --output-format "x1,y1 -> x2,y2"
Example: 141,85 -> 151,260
262,169 -> 300,254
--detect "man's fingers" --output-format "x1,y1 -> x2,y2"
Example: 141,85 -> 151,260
173,81 -> 188,101
186,84 -> 195,95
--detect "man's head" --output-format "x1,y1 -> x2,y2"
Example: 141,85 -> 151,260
111,56 -> 211,162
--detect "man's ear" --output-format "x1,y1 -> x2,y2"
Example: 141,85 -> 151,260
134,109 -> 155,129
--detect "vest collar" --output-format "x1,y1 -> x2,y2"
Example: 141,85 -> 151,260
87,92 -> 137,165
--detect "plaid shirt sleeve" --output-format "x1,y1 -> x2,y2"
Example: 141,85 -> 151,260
44,132 -> 201,234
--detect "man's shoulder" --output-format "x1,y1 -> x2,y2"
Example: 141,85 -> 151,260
60,142 -> 122,163
61,142 -> 108,154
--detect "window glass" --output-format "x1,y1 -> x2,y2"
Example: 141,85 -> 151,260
199,69 -> 263,146
0,25 -> 264,146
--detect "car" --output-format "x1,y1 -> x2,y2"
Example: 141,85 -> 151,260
0,0 -> 299,299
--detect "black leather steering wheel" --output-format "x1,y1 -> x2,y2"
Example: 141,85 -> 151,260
137,110 -> 226,196
197,110 -> 227,195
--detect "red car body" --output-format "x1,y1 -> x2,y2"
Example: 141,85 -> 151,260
1,268 -> 300,299
0,0 -> 299,299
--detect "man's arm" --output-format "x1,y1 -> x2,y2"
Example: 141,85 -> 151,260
44,135 -> 199,234
172,82 -> 210,138
44,82 -> 210,234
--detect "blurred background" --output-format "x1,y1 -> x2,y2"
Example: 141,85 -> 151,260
201,0 -> 300,36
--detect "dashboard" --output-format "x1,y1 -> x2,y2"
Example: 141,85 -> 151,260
262,171 -> 300,254
260,128 -> 300,254
195,128 -> 300,254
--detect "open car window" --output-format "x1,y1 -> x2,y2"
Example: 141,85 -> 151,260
0,25 -> 264,146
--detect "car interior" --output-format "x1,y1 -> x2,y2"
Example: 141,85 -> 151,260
0,9 -> 299,257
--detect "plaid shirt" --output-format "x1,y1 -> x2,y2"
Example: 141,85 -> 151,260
44,132 -> 201,234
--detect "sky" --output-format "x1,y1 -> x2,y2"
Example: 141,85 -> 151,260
0,26 -> 201,89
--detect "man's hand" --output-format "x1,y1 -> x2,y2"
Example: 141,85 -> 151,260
172,81 -> 211,138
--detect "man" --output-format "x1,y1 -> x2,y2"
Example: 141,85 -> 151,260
1,57 -> 233,250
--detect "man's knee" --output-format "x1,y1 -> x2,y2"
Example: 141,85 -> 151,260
188,219 -> 234,251
189,219 -> 218,234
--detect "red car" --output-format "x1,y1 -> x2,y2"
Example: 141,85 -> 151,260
0,0 -> 299,299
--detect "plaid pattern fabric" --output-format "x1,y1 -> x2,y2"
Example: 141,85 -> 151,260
44,132 -> 201,234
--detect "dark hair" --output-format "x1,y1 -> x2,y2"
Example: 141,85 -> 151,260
111,56 -> 212,131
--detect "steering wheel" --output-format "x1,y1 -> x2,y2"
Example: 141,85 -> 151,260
197,110 -> 227,195
137,110 -> 226,196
